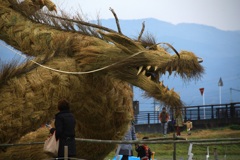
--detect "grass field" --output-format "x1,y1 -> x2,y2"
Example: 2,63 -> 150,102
104,125 -> 240,160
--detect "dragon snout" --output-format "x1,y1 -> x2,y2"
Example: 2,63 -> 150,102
198,57 -> 203,63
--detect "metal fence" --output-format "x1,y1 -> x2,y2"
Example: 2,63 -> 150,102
134,102 -> 240,124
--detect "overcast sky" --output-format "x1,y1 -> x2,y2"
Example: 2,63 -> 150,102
54,0 -> 240,31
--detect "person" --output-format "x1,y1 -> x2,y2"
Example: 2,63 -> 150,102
158,107 -> 170,136
184,120 -> 193,135
174,108 -> 184,136
135,137 -> 153,160
116,121 -> 137,160
50,99 -> 76,158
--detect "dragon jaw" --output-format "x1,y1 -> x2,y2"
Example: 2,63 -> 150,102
86,31 -> 204,108
109,51 -> 204,108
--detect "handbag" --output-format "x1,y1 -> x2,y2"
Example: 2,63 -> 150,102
43,131 -> 59,157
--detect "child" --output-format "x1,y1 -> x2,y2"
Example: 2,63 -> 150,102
184,120 -> 193,135
135,137 -> 152,160
174,108 -> 184,136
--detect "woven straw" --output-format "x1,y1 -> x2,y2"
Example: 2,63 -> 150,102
0,0 -> 204,159
0,56 -> 133,159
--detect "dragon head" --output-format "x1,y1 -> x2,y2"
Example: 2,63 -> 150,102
104,34 -> 204,107
72,30 -> 204,109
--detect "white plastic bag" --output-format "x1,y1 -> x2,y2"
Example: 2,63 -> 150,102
43,131 -> 59,157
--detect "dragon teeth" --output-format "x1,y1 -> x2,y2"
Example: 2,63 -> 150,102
137,66 -> 143,75
164,87 -> 168,92
176,67 -> 180,72
159,81 -> 163,86
146,66 -> 151,70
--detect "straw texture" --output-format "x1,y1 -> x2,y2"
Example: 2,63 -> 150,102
0,0 -> 204,159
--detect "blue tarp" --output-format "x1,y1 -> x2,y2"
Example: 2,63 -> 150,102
112,155 -> 139,160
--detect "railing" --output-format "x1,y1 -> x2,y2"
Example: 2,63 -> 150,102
2,137 -> 240,160
134,102 -> 240,124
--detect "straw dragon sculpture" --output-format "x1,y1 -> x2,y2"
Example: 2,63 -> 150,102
0,0 -> 204,159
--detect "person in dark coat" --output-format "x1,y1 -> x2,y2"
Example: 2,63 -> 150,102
50,99 -> 76,158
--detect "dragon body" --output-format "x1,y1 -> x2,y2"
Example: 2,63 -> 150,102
0,0 -> 204,159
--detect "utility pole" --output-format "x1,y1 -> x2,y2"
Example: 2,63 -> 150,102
199,88 -> 205,119
218,77 -> 223,106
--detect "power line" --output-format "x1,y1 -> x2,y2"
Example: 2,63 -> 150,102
230,88 -> 240,102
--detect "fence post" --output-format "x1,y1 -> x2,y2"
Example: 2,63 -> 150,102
184,108 -> 187,121
230,103 -> 236,118
148,113 -> 150,125
197,106 -> 200,120
173,133 -> 176,160
211,105 -> 214,119
190,110 -> 192,120
214,148 -> 218,160
225,105 -> 228,119
64,145 -> 68,160
216,108 -> 220,119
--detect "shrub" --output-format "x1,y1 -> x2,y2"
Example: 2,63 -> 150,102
229,125 -> 240,130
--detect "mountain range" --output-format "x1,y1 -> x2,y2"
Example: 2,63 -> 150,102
1,18 -> 240,111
